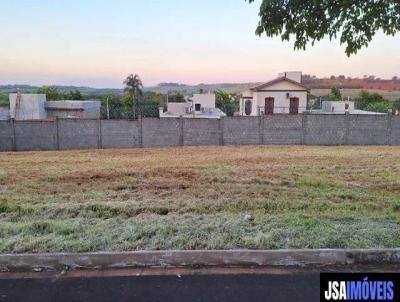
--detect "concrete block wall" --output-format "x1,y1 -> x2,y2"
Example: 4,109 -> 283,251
0,115 -> 399,152
101,120 -> 140,149
58,119 -> 99,150
304,115 -> 347,145
183,119 -> 220,146
264,115 -> 303,145
0,121 -> 13,151
0,108 -> 10,121
347,115 -> 389,145
14,121 -> 57,151
142,118 -> 181,147
390,117 -> 400,145
223,117 -> 261,145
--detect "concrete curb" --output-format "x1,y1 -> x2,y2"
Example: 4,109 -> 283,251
1,249 -> 400,272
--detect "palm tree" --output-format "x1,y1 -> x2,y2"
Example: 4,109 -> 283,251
123,74 -> 143,118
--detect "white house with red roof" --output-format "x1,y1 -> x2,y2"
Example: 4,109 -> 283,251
240,72 -> 308,116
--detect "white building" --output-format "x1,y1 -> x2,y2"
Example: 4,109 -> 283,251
311,100 -> 387,115
240,72 -> 308,116
45,101 -> 101,119
9,93 -> 47,120
321,100 -> 355,113
8,93 -> 101,120
160,93 -> 226,119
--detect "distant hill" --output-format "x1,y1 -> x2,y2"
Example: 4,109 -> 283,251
144,83 -> 259,94
1,75 -> 400,96
0,83 -> 258,96
146,75 -> 400,93
0,85 -> 123,96
303,75 -> 400,90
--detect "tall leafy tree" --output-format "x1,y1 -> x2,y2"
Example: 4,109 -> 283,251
37,86 -> 64,100
248,0 -> 400,56
215,90 -> 239,117
329,87 -> 342,101
123,74 -> 143,118
69,90 -> 82,100
355,91 -> 391,113
392,98 -> 400,114
168,93 -> 186,103
0,93 -> 8,106
100,95 -> 128,119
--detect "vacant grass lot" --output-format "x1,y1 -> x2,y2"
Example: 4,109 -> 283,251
1,146 -> 400,253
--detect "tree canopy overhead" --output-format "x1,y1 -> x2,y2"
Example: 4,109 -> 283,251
248,0 -> 400,56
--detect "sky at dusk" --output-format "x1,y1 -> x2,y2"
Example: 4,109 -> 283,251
1,0 -> 400,88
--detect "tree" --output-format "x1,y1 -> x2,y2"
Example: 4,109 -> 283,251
140,92 -> 167,118
0,93 -> 8,106
168,93 -> 185,103
393,98 -> 400,114
329,87 -> 342,101
355,91 -> 391,113
69,90 -> 82,100
37,86 -> 84,101
100,95 -> 126,119
307,94 -> 321,110
248,0 -> 400,56
123,74 -> 143,119
37,86 -> 64,100
215,90 -> 239,117
142,92 -> 166,106
365,102 -> 392,114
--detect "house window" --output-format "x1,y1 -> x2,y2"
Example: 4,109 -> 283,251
245,100 -> 252,116
195,104 -> 201,111
265,97 -> 274,115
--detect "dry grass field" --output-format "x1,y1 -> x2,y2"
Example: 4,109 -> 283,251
1,146 -> 400,253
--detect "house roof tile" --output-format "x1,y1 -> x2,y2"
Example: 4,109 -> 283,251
250,77 -> 308,91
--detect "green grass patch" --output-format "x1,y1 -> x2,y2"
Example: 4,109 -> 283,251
0,146 -> 400,252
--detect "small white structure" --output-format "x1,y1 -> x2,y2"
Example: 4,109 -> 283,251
311,100 -> 387,115
278,71 -> 303,83
9,93 -> 47,120
321,100 -> 355,113
8,93 -> 101,120
46,100 -> 101,119
160,93 -> 226,119
240,71 -> 308,116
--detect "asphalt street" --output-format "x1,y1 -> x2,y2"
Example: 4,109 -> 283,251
0,271 -> 319,302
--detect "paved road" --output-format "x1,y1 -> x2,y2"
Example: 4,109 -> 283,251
0,271 -> 319,302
